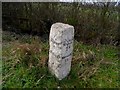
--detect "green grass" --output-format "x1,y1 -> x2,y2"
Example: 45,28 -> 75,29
2,31 -> 119,88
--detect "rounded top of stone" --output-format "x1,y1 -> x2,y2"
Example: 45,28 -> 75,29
51,22 -> 74,30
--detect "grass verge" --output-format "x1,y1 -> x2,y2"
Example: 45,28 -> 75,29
2,31 -> 119,88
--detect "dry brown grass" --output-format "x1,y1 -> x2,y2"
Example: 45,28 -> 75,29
10,41 -> 49,68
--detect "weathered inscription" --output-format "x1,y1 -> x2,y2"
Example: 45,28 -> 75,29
50,38 -> 73,45
49,50 -> 72,59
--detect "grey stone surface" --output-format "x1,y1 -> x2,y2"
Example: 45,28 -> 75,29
48,22 -> 74,80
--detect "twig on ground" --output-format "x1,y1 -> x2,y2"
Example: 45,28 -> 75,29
35,75 -> 45,85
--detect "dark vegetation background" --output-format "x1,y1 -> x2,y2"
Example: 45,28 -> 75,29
2,2 -> 120,46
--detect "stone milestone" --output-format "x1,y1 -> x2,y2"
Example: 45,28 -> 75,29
48,22 -> 74,80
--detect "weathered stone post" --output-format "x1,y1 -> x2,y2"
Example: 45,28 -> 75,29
48,23 -> 74,80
